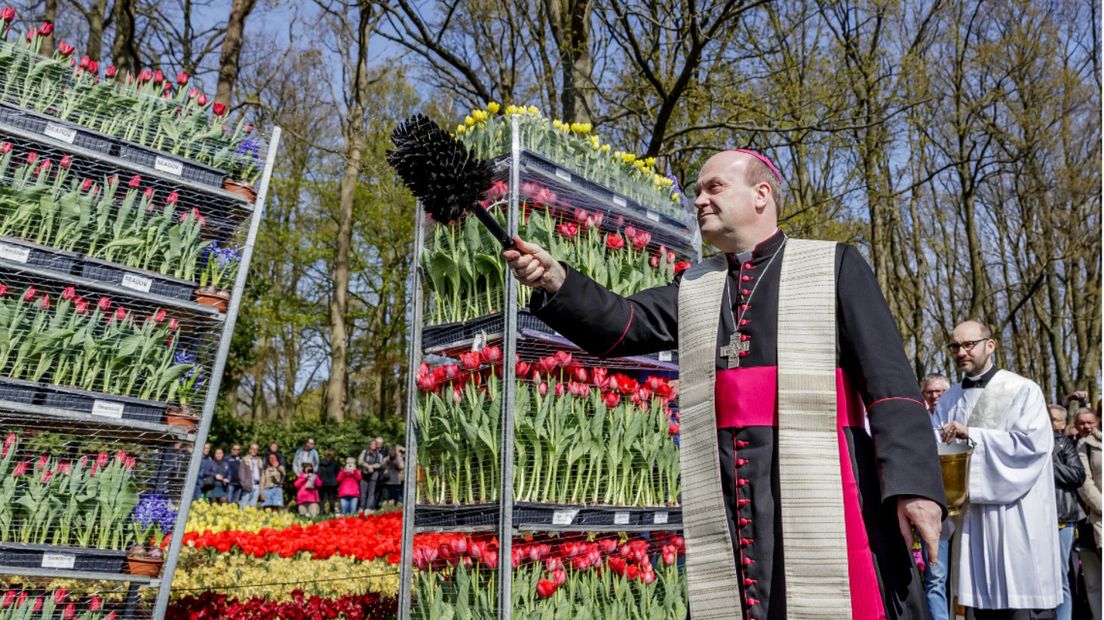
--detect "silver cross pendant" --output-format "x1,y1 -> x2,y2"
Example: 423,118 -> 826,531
720,333 -> 750,369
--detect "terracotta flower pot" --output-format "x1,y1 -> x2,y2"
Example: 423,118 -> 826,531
223,179 -> 257,202
165,405 -> 199,430
126,554 -> 163,577
194,288 -> 230,312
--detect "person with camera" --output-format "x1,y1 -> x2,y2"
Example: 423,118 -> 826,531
380,445 -> 405,505
294,463 -> 322,517
358,438 -> 384,512
317,449 -> 341,514
337,457 -> 363,515
259,453 -> 286,511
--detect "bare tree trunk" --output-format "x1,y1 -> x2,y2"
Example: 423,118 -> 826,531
325,3 -> 376,423
111,0 -> 141,76
215,0 -> 258,106
82,0 -> 110,60
545,0 -> 593,123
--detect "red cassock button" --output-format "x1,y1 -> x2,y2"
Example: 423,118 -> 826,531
739,350 -> 750,357
740,319 -> 750,326
737,478 -> 749,487
743,557 -> 755,566
742,275 -> 752,282
740,538 -> 753,548
741,288 -> 751,295
743,262 -> 753,270
736,441 -> 749,448
737,459 -> 749,466
746,597 -> 760,606
740,334 -> 750,342
744,578 -> 757,587
739,518 -> 752,527
737,499 -> 751,507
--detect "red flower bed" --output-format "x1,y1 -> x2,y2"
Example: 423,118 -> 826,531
166,590 -> 396,620
184,511 -> 468,563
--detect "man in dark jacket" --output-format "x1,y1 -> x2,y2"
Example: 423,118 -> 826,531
1050,403 -> 1087,620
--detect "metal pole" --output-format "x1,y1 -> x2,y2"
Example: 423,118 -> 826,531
152,127 -> 282,619
496,116 -> 520,620
398,206 -> 427,620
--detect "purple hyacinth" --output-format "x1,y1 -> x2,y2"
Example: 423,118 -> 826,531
132,493 -> 177,532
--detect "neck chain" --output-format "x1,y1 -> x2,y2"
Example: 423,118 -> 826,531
725,237 -> 787,332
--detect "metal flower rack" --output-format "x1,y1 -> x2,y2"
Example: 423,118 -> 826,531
399,116 -> 698,619
0,70 -> 280,618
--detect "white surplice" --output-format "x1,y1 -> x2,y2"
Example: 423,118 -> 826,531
936,369 -> 1061,610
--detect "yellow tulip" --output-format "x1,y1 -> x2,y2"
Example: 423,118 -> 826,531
601,144 -> 611,153
527,105 -> 540,115
487,101 -> 500,114
464,115 -> 475,127
505,104 -> 518,115
456,124 -> 466,134
644,157 -> 656,168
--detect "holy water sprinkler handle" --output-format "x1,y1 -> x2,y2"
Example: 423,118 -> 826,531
472,207 -> 516,250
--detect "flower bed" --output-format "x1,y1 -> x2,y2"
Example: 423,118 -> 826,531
166,591 -> 396,620
413,348 -> 680,506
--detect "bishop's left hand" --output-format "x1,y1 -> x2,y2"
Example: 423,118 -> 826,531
897,497 -> 942,566
942,421 -> 968,443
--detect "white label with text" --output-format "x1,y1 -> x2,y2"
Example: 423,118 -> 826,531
646,211 -> 661,222
551,509 -> 579,525
653,511 -> 669,525
91,399 -> 125,419
613,511 -> 630,525
154,156 -> 184,177
612,195 -> 627,207
44,123 -> 77,144
120,273 -> 153,293
554,168 -> 572,182
41,553 -> 75,570
658,351 -> 673,362
0,243 -> 30,264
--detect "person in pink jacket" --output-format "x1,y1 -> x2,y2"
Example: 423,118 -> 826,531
293,463 -> 321,517
337,457 -> 363,515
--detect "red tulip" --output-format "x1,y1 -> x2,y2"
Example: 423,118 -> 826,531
105,612 -> 117,620
74,299 -> 88,315
197,91 -> 208,106
450,385 -> 462,403
649,254 -> 660,268
553,350 -> 572,366
89,596 -> 102,612
105,65 -> 117,78
571,366 -> 588,383
166,191 -> 180,204
674,261 -> 691,274
38,22 -> 53,36
535,579 -> 558,598
143,187 -> 154,201
81,178 -> 94,192
12,461 -> 26,476
36,294 -> 50,311
515,361 -> 531,378
662,549 -> 677,565
632,230 -> 652,250
668,422 -> 680,436
212,102 -> 227,116
177,71 -> 190,86
0,8 -> 14,22
57,41 -> 74,57
52,587 -> 68,604
63,603 -> 76,619
0,590 -> 13,608
79,55 -> 91,70
602,392 -> 620,408
1,433 -> 13,455
32,597 -> 42,613
87,59 -> 98,73
458,351 -> 481,370
0,142 -> 10,154
556,222 -> 578,238
153,69 -> 164,84
128,175 -> 142,189
641,568 -> 656,584
168,318 -> 179,331
626,564 -> 640,580
537,382 -> 548,396
114,306 -> 127,321
60,286 -> 76,301
40,470 -> 52,483
96,296 -> 111,312
25,151 -> 37,165
152,308 -> 167,323
0,284 -> 7,297
480,345 -> 502,364
605,232 -> 625,250
551,566 -> 567,585
97,451 -> 109,467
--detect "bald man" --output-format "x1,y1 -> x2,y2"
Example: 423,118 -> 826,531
938,320 -> 1061,618
504,149 -> 945,619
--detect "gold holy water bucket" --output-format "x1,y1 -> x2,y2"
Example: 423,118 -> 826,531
938,441 -> 973,516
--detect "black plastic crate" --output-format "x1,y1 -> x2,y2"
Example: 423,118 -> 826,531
0,103 -> 117,156
41,384 -> 167,424
0,542 -> 128,573
0,376 -> 39,404
116,143 -> 226,189
80,257 -> 196,302
0,236 -> 79,274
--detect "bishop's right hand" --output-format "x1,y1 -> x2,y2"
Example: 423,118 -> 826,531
502,237 -> 566,293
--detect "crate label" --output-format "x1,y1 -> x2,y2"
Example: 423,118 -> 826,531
0,243 -> 30,264
43,122 -> 76,144
551,509 -> 579,525
154,156 -> 184,177
646,211 -> 661,222
658,351 -> 673,362
91,399 -> 125,419
554,168 -> 572,183
653,511 -> 669,525
41,552 -> 75,569
613,511 -> 630,525
471,333 -> 486,352
612,195 -> 627,208
120,273 -> 153,293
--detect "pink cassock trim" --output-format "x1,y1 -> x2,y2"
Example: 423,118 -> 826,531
714,367 -> 866,428
715,367 -> 887,619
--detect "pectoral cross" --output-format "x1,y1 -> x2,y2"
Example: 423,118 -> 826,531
720,333 -> 750,369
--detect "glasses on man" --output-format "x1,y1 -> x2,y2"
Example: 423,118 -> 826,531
946,338 -> 988,353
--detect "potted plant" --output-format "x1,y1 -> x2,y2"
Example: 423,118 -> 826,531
221,137 -> 262,201
165,351 -> 204,429
127,494 -> 175,576
194,242 -> 240,312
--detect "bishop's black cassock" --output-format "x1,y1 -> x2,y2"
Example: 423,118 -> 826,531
531,229 -> 946,620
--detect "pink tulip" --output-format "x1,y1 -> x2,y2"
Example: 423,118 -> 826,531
57,41 -> 74,57
0,8 -> 14,23
105,65 -> 117,78
38,22 -> 53,36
